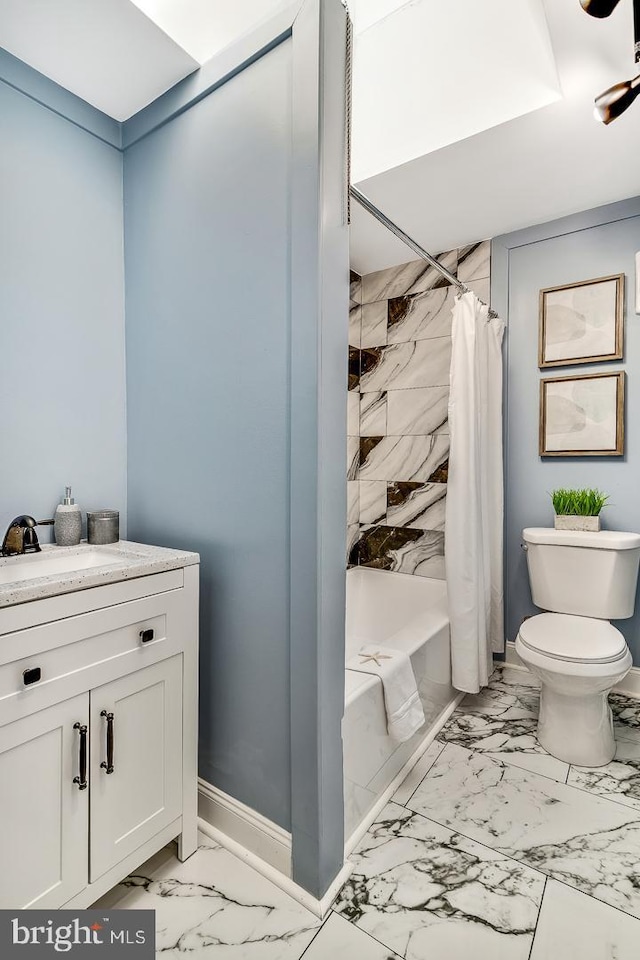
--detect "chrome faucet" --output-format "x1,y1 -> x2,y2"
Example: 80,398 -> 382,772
1,516 -> 53,557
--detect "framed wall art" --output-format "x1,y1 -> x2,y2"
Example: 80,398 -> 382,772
538,273 -> 624,368
539,371 -> 625,457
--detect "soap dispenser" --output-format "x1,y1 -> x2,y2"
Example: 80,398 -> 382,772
54,486 -> 82,546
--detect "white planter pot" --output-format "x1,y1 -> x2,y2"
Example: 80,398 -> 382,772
554,514 -> 601,532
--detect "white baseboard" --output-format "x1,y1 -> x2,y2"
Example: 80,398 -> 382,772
503,641 -> 525,669
198,779 -> 292,878
197,691 -> 464,920
197,817 -> 352,919
502,641 -> 640,698
343,691 -> 465,860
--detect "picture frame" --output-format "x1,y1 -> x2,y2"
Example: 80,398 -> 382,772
538,273 -> 624,368
539,371 -> 625,457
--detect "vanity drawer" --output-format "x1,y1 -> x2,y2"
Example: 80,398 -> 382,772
0,589 -> 186,726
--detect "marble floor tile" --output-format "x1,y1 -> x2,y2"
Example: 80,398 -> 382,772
387,288 -> 454,344
530,879 -> 640,960
610,692 -> 640,744
568,738 -> 640,811
360,339 -> 451,393
439,697 -> 569,783
407,742 -> 640,919
484,667 -> 541,712
361,302 -> 388,349
386,386 -> 449,436
465,681 -> 539,715
95,836 -> 321,959
393,740 -> 446,806
488,671 -> 640,775
334,801 -> 545,960
305,913 -> 400,960
488,665 -> 541,691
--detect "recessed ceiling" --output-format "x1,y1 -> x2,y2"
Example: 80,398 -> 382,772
350,0 -> 640,274
129,0 -> 289,65
0,0 -> 198,120
351,0 -> 562,183
1,0 -> 637,267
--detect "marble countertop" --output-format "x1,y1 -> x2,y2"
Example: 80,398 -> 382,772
0,540 -> 199,608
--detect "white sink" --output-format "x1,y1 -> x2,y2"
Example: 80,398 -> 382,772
0,549 -> 122,586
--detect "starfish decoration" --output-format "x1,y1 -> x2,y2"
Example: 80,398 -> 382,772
358,652 -> 393,667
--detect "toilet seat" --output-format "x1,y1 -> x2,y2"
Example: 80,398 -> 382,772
518,612 -> 627,664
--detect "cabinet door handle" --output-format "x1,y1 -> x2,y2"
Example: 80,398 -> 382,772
73,723 -> 88,790
100,711 -> 115,774
139,628 -> 154,644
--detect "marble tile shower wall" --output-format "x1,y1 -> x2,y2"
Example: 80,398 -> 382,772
348,241 -> 491,577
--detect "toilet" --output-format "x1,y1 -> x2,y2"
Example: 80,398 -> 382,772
516,527 -> 640,767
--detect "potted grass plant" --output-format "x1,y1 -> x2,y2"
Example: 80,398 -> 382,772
550,488 -> 609,532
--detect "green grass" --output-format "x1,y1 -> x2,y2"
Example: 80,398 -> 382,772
550,488 -> 610,517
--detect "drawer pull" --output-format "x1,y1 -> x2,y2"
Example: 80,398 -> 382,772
73,723 -> 88,790
100,711 -> 115,774
23,667 -> 42,686
139,629 -> 154,644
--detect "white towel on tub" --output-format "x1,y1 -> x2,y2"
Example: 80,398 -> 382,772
347,645 -> 425,742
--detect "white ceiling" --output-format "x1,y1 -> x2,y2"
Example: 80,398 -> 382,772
129,0 -> 288,65
0,0 -> 198,120
351,0 -> 562,183
1,0 -> 638,268
350,0 -> 640,274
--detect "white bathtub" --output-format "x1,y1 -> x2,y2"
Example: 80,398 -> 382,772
343,567 -> 456,846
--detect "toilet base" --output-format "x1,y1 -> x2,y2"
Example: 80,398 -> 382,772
537,686 -> 615,767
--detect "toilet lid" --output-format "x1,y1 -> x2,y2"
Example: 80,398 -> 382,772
518,613 -> 628,663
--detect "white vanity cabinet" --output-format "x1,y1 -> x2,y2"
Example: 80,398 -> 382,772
89,656 -> 183,881
0,693 -> 90,909
0,550 -> 199,910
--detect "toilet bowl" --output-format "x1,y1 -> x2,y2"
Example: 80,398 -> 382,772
519,527 -> 640,768
515,613 -> 632,766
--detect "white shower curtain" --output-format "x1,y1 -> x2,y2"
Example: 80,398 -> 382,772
445,291 -> 506,694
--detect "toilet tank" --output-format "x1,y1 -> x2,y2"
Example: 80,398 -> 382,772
522,528 -> 640,619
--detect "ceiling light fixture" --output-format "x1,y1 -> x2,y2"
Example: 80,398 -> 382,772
594,72 -> 640,121
582,0 -> 640,122
580,0 -> 623,17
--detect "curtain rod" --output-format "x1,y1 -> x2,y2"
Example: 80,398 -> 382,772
349,186 -> 497,318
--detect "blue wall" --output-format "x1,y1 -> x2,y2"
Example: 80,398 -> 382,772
494,198 -> 640,663
1,2 -> 347,898
124,39 -> 295,829
124,2 -> 349,896
0,75 -> 126,537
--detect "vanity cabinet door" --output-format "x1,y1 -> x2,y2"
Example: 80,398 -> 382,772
89,655 -> 183,882
0,694 -> 89,908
